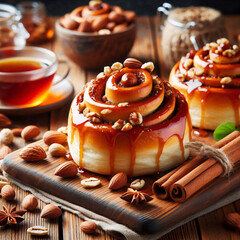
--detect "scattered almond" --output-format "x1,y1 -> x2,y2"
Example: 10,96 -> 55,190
12,128 -> 23,136
49,143 -> 67,157
0,113 -> 11,127
226,212 -> 240,230
100,109 -> 112,115
81,177 -> 101,188
21,125 -> 40,140
108,172 -> 127,190
22,194 -> 38,211
104,66 -> 112,75
27,226 -> 48,236
80,221 -> 98,234
0,128 -> 13,145
130,179 -> 145,190
54,161 -> 78,178
40,204 -> 62,219
0,175 -> 9,189
19,144 -> 47,162
43,131 -> 67,146
220,77 -> 232,84
1,184 -> 15,200
121,122 -> 133,131
0,145 -> 12,160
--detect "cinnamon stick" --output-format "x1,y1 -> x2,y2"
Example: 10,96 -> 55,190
152,131 -> 240,199
170,134 -> 240,202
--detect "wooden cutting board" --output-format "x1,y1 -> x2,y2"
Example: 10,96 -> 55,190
2,137 -> 240,235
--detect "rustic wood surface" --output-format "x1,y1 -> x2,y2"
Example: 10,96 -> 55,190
0,15 -> 240,239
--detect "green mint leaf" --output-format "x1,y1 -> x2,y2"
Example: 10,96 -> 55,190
213,122 -> 236,141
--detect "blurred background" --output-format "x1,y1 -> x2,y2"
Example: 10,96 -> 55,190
2,0 -> 240,15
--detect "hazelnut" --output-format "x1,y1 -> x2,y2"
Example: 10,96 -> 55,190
121,73 -> 138,87
22,194 -> 38,211
0,128 -> 13,145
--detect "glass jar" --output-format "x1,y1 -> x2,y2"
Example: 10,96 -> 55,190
0,4 -> 29,48
157,3 -> 228,78
17,1 -> 54,43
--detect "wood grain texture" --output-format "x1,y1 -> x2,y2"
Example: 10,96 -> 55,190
0,15 -> 239,240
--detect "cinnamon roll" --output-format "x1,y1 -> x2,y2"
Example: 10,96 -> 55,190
68,58 -> 191,176
169,38 -> 240,130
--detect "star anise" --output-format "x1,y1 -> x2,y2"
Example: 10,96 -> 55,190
0,206 -> 26,226
120,188 -> 153,205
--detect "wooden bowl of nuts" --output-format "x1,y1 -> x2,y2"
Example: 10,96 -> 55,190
55,1 -> 136,69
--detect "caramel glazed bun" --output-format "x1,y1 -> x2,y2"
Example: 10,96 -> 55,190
68,58 -> 191,176
170,38 -> 240,130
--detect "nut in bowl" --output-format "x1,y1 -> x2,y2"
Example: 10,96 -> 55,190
55,1 -> 136,69
68,58 -> 191,176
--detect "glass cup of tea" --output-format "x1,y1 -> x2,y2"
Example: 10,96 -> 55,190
0,46 -> 70,107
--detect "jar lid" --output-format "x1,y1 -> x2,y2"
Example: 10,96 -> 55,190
0,4 -> 20,23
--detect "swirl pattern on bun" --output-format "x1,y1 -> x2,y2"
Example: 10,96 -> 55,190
170,38 -> 240,130
68,58 -> 191,176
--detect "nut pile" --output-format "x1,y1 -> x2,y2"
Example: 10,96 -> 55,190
60,0 -> 136,34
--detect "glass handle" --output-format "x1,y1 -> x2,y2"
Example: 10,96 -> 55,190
52,60 -> 71,86
156,2 -> 172,34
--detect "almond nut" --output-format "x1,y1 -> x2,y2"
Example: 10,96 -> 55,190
80,221 -> 98,234
111,62 -> 123,71
60,14 -> 79,30
123,58 -> 142,69
113,23 -> 127,32
108,172 -> 127,190
12,128 -> 23,136
0,145 -> 12,160
43,130 -> 67,146
226,212 -> 240,230
124,11 -> 136,22
121,122 -> 132,131
49,143 -> 67,157
40,204 -> 62,219
81,177 -> 101,188
20,144 -> 47,162
27,226 -> 48,236
98,29 -> 111,35
54,161 -> 78,178
1,184 -> 15,200
78,19 -> 92,32
22,194 -> 38,211
57,126 -> 68,135
0,128 -> 13,145
21,125 -> 40,141
0,113 -> 11,127
220,77 -> 232,84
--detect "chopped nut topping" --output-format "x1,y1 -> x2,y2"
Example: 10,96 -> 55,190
187,68 -> 195,79
86,112 -> 101,123
81,177 -> 101,188
195,67 -> 204,76
98,29 -> 111,35
183,58 -> 193,69
111,62 -> 123,71
102,95 -> 108,102
89,0 -> 102,8
129,112 -> 143,125
141,62 -> 154,72
220,77 -> 232,84
112,119 -> 126,130
100,109 -> 112,115
130,179 -> 145,190
152,75 -> 161,85
57,126 -> 68,135
83,107 -> 90,116
203,44 -> 210,51
96,72 -> 104,79
223,49 -> 236,57
209,42 -> 218,48
217,38 -> 229,45
165,89 -> 172,96
233,45 -> 239,52
104,66 -> 112,75
121,122 -> 133,131
118,102 -> 128,107
78,102 -> 86,112
176,72 -> 186,82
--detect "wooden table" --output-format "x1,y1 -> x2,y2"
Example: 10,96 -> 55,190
0,15 -> 240,240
